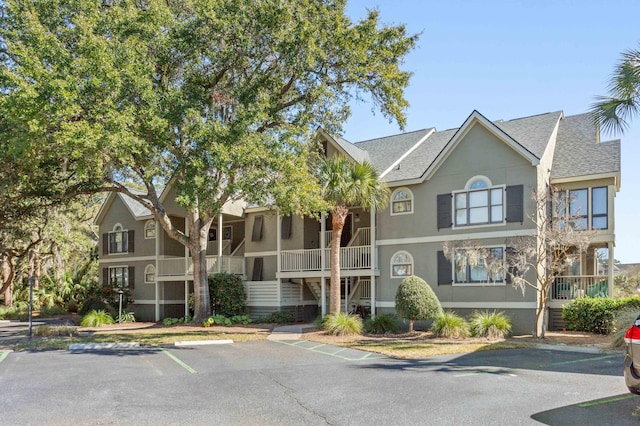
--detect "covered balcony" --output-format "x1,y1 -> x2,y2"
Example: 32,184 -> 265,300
551,275 -> 608,301
156,255 -> 245,280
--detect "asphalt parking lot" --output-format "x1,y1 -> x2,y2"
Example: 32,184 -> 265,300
0,338 -> 635,425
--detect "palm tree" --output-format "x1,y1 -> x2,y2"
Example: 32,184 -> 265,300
591,47 -> 640,134
316,156 -> 389,315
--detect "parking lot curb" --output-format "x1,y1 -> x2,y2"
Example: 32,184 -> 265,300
174,340 -> 233,346
534,343 -> 619,354
69,342 -> 140,350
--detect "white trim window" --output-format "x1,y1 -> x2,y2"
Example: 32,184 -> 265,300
145,220 -> 156,239
555,186 -> 608,231
454,246 -> 504,284
390,188 -> 414,215
391,251 -> 413,278
108,266 -> 129,287
453,176 -> 504,227
144,264 -> 156,283
108,224 -> 128,254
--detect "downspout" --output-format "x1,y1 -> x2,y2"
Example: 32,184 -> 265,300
370,207 -> 376,317
320,214 -> 326,316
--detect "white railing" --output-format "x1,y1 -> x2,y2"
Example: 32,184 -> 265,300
551,275 -> 608,300
348,227 -> 370,246
324,230 -> 333,247
325,246 -> 371,270
206,239 -> 231,255
281,249 -> 323,272
157,257 -> 193,276
158,255 -> 244,276
280,246 -> 372,272
359,279 -> 371,298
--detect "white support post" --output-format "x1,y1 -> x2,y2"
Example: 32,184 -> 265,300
321,277 -> 327,317
370,207 -> 376,317
276,211 -> 282,307
608,242 -> 614,297
184,219 -> 189,318
155,220 -> 160,321
184,281 -> 189,318
217,214 -> 223,273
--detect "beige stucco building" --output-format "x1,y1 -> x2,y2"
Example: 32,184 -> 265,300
95,110 -> 620,333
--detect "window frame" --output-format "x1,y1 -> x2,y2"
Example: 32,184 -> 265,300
554,186 -> 608,231
591,186 -> 608,230
108,223 -> 128,254
452,245 -> 506,286
390,251 -> 414,279
144,220 -> 156,239
108,266 -> 129,288
390,188 -> 414,216
144,264 -> 156,283
452,177 -> 505,228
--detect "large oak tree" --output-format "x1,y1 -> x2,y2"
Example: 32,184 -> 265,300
0,0 -> 417,320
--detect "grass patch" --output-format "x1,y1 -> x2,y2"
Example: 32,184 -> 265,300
11,328 -> 268,351
347,340 -> 529,358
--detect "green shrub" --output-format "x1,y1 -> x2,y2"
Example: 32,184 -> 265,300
322,313 -> 363,336
469,310 -> 512,339
431,311 -> 470,338
209,273 -> 247,317
40,304 -> 68,316
611,310 -> 639,348
80,310 -> 115,327
364,313 -> 400,334
162,316 -> 191,326
79,296 -> 112,316
0,306 -> 22,320
65,300 -> 79,313
395,275 -> 442,332
116,311 -> 136,323
230,315 -> 252,325
33,324 -> 78,337
264,310 -> 295,324
203,314 -> 232,327
562,296 -> 640,334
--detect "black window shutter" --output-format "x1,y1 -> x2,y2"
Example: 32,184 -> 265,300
128,266 -> 135,289
281,215 -> 292,239
506,185 -> 524,223
103,268 -> 109,286
109,233 -> 115,254
102,233 -> 108,255
127,230 -> 135,253
437,194 -> 452,229
252,257 -> 263,281
437,251 -> 452,285
252,215 -> 264,241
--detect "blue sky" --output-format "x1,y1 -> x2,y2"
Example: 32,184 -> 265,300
342,0 -> 640,263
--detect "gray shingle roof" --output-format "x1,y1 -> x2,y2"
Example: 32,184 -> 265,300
551,113 -> 621,179
331,134 -> 370,163
120,190 -> 153,219
494,111 -> 563,158
353,128 -> 434,174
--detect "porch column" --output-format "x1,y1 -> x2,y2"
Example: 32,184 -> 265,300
321,277 -> 327,316
217,214 -> 223,273
155,220 -> 160,322
276,211 -> 282,306
185,219 -> 189,318
608,242 -> 614,297
320,214 -> 326,316
370,207 -> 376,317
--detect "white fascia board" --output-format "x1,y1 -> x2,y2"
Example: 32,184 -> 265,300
316,128 -> 358,161
551,172 -> 621,189
379,128 -> 435,179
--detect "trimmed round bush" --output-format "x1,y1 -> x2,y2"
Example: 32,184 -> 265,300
395,275 -> 442,332
322,313 -> 363,336
431,310 -> 470,338
80,310 -> 115,327
364,313 -> 400,334
469,310 -> 512,339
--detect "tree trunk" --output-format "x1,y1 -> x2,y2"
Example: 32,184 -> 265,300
534,288 -> 548,338
408,319 -> 414,333
188,213 -> 213,323
329,206 -> 348,315
1,255 -> 15,307
4,285 -> 12,307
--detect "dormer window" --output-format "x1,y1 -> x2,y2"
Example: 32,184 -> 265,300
391,188 -> 414,215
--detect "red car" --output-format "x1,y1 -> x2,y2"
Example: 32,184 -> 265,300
624,315 -> 640,394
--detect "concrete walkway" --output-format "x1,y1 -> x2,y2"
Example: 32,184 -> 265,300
267,323 -> 316,341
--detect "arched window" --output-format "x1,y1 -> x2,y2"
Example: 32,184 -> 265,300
391,251 -> 413,278
144,264 -> 156,283
390,188 -> 414,215
108,223 -> 128,253
453,176 -> 504,226
145,220 -> 156,239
